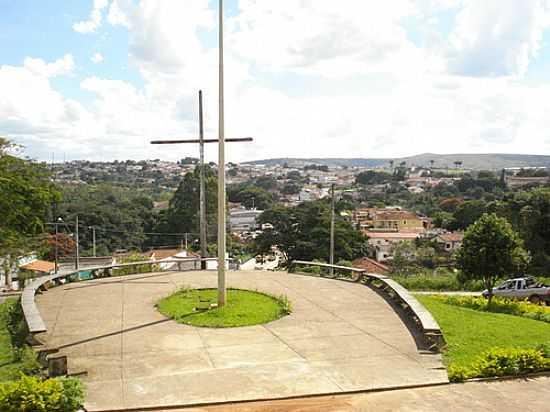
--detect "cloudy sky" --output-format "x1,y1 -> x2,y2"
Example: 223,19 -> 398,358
2,0 -> 550,163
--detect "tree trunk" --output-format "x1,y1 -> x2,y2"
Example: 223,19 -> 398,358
485,276 -> 494,307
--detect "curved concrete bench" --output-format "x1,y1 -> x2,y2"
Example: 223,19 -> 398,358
360,273 -> 444,350
21,257 -> 218,340
288,260 -> 445,351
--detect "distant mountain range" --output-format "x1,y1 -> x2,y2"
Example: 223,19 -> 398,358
243,153 -> 550,170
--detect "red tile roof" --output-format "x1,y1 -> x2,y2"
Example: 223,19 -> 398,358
352,257 -> 390,275
20,260 -> 55,273
438,233 -> 464,242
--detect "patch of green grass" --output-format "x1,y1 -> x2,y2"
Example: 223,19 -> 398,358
157,288 -> 291,328
0,299 -> 41,382
417,295 -> 550,368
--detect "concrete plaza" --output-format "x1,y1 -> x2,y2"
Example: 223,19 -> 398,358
36,271 -> 448,411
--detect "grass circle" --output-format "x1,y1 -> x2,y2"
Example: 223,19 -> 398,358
157,288 -> 291,328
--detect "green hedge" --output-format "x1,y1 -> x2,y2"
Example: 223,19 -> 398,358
435,295 -> 550,324
393,272 -> 483,291
0,300 -> 41,381
449,347 -> 550,382
0,375 -> 85,412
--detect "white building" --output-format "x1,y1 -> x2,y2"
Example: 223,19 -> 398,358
229,208 -> 263,232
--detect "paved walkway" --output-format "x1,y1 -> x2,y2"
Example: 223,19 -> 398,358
35,271 -> 447,411
178,376 -> 550,412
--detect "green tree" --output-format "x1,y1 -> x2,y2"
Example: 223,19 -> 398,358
355,170 -> 392,186
0,138 -> 60,287
155,165 -> 218,245
451,200 -> 487,230
456,213 -> 529,304
390,241 -> 418,276
57,184 -> 155,255
227,184 -> 274,209
255,201 -> 366,263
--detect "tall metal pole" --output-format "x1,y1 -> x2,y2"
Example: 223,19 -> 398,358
217,0 -> 226,307
329,184 -> 335,276
199,90 -> 208,270
75,215 -> 80,270
92,226 -> 96,257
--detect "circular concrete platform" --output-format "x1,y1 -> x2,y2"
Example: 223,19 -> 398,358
36,271 -> 448,411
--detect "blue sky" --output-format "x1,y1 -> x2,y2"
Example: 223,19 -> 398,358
1,0 -> 550,162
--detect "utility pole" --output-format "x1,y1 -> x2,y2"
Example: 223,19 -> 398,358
199,90 -> 208,270
75,215 -> 80,270
330,184 -> 335,276
91,226 -> 96,257
217,0 -> 226,307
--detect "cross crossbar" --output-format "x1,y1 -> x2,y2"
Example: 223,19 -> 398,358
151,137 -> 253,145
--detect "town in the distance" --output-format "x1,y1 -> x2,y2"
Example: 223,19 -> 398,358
31,152 -> 549,275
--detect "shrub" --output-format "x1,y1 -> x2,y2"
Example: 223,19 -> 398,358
299,265 -> 321,274
476,348 -> 550,378
278,295 -> 292,315
393,272 -> 483,292
0,300 -> 41,379
437,295 -> 550,324
4,300 -> 28,348
449,347 -> 550,382
0,375 -> 85,412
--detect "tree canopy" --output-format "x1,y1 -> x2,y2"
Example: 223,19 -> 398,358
0,138 -> 59,252
456,213 -> 528,302
254,200 -> 367,262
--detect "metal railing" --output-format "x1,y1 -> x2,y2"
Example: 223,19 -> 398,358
288,260 -> 366,279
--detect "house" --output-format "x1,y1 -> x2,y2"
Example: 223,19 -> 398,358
371,210 -> 425,233
1,255 -> 55,291
352,257 -> 390,275
505,176 -> 550,189
353,208 -> 425,234
436,232 -> 464,253
367,232 -> 420,262
229,208 -> 263,233
19,260 -> 55,275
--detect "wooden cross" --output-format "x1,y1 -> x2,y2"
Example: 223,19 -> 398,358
150,90 -> 252,272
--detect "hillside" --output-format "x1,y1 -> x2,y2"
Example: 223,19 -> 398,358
244,153 -> 550,170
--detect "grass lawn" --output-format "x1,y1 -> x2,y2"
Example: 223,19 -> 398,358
157,288 -> 290,328
0,299 -> 40,381
417,295 -> 550,368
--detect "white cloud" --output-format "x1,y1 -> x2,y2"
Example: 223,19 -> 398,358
91,53 -> 104,64
4,1 -> 550,162
23,54 -> 75,78
447,0 -> 550,77
228,0 -> 429,77
73,0 -> 110,34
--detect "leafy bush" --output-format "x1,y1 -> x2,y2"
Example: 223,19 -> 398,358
449,347 -> 550,382
393,271 -> 483,291
0,375 -> 85,412
4,300 -> 28,348
278,294 -> 293,315
435,295 -> 550,324
0,300 -> 41,380
299,265 -> 321,274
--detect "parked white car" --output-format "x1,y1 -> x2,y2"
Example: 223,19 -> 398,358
482,277 -> 550,305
